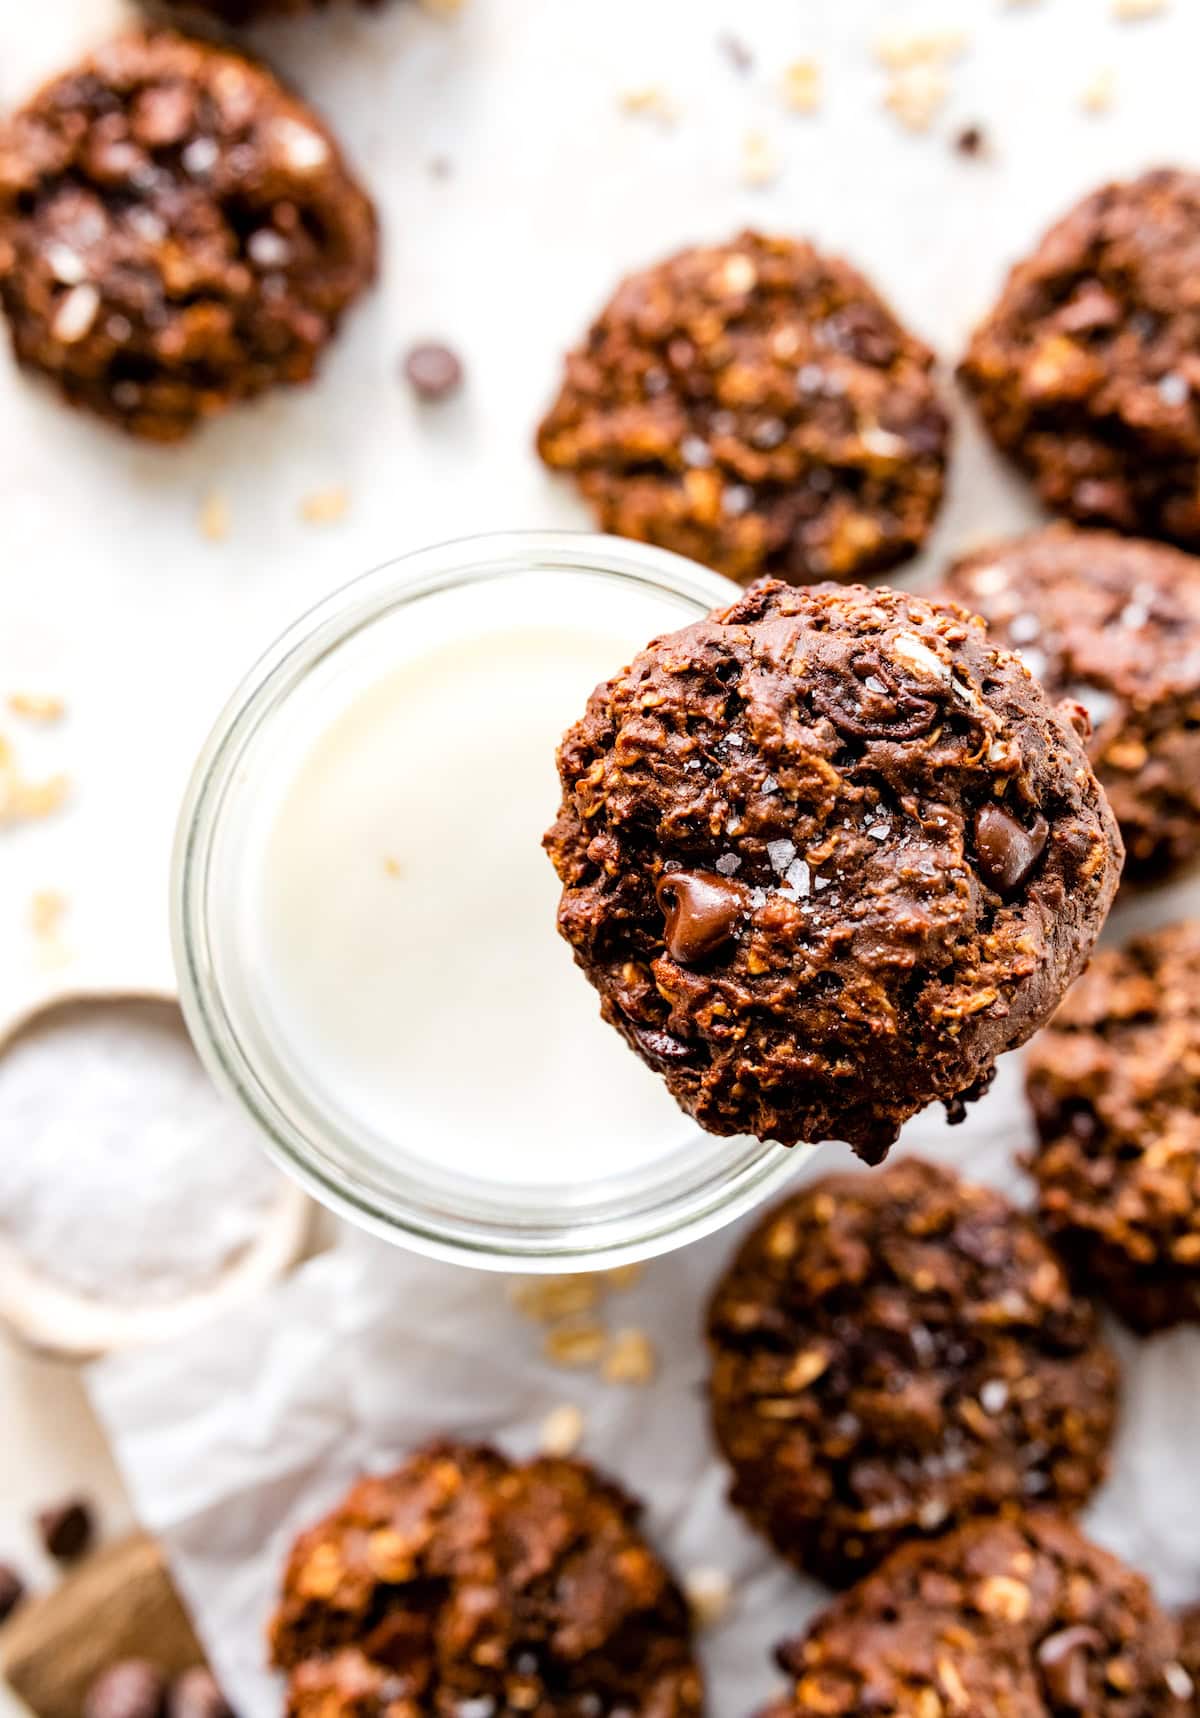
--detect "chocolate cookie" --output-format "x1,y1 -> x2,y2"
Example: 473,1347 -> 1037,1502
536,231 -> 948,585
768,1513 -> 1191,1718
1026,921 -> 1200,1333
269,1442 -> 702,1718
544,579 -> 1122,1161
707,1158 -> 1118,1588
141,0 -> 373,20
945,526 -> 1200,883
960,169 -> 1200,546
0,31 -> 377,440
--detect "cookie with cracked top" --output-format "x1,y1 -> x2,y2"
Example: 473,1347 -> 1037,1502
960,169 -> 1200,546
269,1442 -> 702,1718
536,231 -> 949,585
946,525 -> 1200,883
766,1512 -> 1190,1718
0,31 -> 377,440
707,1158 -> 1118,1588
1026,920 -> 1200,1333
544,578 -> 1122,1161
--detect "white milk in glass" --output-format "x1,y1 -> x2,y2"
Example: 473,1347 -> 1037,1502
243,569 -> 700,1189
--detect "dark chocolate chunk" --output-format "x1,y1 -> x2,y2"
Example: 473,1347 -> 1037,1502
656,871 -> 743,964
36,1496 -> 94,1561
0,1561 -> 25,1623
974,805 -> 1049,895
402,342 -> 463,402
167,1668 -> 233,1718
83,1662 -> 167,1718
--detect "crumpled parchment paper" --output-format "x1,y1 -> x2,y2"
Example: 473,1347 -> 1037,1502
89,1053 -> 1200,1718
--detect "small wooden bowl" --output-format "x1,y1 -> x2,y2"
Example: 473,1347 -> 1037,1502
0,988 -> 311,1362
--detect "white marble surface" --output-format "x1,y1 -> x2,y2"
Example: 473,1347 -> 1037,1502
3,0 -> 1200,1710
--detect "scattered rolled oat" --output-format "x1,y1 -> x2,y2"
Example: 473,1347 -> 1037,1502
740,130 -> 782,188
544,1322 -> 608,1369
510,1275 -> 602,1323
0,738 -> 68,827
618,86 -> 679,126
605,1262 -> 645,1292
29,888 -> 66,937
873,28 -> 967,70
1081,67 -> 1116,112
539,1402 -> 585,1457
299,485 -> 350,526
1112,0 -> 1167,17
683,1567 -> 732,1630
8,693 -> 64,724
198,490 -> 230,543
884,62 -> 950,132
780,59 -> 821,115
602,1327 -> 658,1385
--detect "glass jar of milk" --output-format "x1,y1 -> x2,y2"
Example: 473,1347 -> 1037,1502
172,533 -> 807,1271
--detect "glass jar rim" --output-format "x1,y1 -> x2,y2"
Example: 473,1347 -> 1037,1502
171,531 -> 807,1273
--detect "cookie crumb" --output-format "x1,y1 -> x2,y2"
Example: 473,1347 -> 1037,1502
1112,0 -> 1166,17
300,485 -> 349,526
383,856 -> 403,879
199,490 -> 230,543
8,692 -> 65,723
418,0 -> 468,15
780,59 -> 822,114
544,1322 -> 608,1368
603,1327 -> 657,1385
539,1403 -> 585,1457
1081,67 -> 1116,112
955,124 -> 986,156
618,86 -> 679,126
740,130 -> 782,187
684,1567 -> 732,1629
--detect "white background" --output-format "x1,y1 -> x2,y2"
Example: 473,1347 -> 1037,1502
5,0 -> 1200,1712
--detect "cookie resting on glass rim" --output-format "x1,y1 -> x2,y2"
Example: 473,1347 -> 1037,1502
959,168 -> 1200,548
536,231 -> 948,586
544,579 -> 1123,1162
1026,920 -> 1200,1334
706,1158 -> 1118,1588
945,525 -> 1200,884
268,1442 -> 703,1718
0,31 -> 377,441
764,1512 -> 1192,1718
